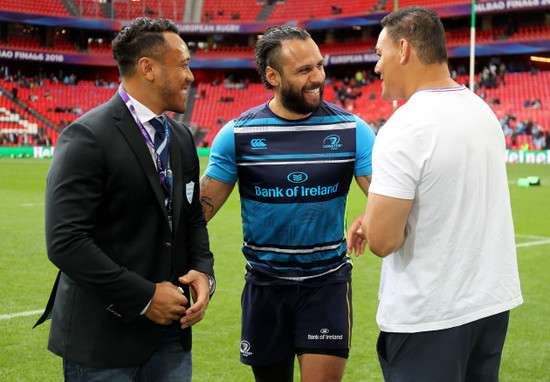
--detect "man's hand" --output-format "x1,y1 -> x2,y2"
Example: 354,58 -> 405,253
347,213 -> 367,256
178,270 -> 211,329
144,282 -> 188,325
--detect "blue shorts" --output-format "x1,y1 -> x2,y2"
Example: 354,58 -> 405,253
240,280 -> 352,366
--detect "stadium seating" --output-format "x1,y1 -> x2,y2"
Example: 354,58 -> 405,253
195,45 -> 255,59
1,0 -> 548,149
88,41 -> 112,55
319,40 -> 377,56
268,0 -> 381,22
0,78 -> 115,132
112,0 -> 185,22
190,79 -> 405,147
0,87 -> 58,145
2,69 -> 547,149
0,0 -> 70,17
509,25 -> 550,42
384,0 -> 471,12
78,0 -> 105,19
191,69 -> 549,148
0,36 -> 78,54
194,25 -> 547,60
191,83 -> 272,145
0,37 -> 41,51
201,0 -> 264,23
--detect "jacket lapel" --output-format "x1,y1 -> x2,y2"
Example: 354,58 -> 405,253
111,95 -> 169,221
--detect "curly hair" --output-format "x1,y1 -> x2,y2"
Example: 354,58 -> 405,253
254,25 -> 311,89
112,17 -> 179,77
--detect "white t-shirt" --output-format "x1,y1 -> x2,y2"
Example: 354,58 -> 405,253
370,86 -> 523,333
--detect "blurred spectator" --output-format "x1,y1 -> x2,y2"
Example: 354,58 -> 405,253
498,62 -> 506,86
524,98 -> 542,109
515,120 -> 525,134
0,132 -> 51,147
523,119 -> 533,136
520,142 -> 530,151
532,125 -> 545,150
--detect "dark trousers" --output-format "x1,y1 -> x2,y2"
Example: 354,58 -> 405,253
377,311 -> 510,382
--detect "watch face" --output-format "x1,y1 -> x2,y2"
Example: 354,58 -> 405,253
208,276 -> 215,293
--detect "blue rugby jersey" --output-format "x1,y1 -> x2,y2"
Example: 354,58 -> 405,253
205,100 -> 375,282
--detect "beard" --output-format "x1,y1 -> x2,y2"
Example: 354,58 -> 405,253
280,80 -> 324,116
159,70 -> 187,114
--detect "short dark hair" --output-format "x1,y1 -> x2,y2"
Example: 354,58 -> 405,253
381,6 -> 447,65
254,25 -> 311,89
112,17 -> 179,77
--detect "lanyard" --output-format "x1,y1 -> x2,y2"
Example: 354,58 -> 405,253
118,85 -> 173,198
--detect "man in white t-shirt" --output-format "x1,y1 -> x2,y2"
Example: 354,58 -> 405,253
347,6 -> 523,381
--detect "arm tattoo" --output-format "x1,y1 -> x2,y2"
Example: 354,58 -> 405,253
200,175 -> 214,188
200,196 -> 214,214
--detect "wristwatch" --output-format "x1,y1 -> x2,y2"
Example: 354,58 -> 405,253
207,274 -> 216,296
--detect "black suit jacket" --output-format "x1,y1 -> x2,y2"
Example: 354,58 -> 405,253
37,94 -> 214,368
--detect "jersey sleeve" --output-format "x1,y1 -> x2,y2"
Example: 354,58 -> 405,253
204,121 -> 238,184
354,115 -> 376,177
368,117 -> 423,200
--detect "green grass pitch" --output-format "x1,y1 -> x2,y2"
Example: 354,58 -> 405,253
0,157 -> 549,381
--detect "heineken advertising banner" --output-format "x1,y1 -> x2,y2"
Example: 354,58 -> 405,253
0,147 -> 211,158
1,147 -> 549,163
0,146 -> 54,158
505,150 -> 550,164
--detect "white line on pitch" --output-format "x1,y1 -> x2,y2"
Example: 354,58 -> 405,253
3,234 -> 549,320
0,309 -> 43,320
516,234 -> 550,240
516,239 -> 550,248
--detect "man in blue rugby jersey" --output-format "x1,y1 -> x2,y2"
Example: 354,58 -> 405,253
200,25 -> 375,382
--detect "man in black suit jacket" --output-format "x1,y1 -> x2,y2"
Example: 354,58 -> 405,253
35,17 -> 215,381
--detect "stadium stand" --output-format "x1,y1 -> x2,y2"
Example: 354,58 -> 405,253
383,0 -> 472,12
0,0 -> 70,17
0,0 -> 548,151
268,0 -> 382,21
202,0 -> 264,22
0,82 -> 59,146
77,0 -> 105,19
112,0 -> 185,22
195,45 -> 255,59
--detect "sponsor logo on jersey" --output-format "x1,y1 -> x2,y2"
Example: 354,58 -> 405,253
323,134 -> 343,150
250,138 -> 267,150
254,183 -> 339,198
287,171 -> 308,184
307,328 -> 344,341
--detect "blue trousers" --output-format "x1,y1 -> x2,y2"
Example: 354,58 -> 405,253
63,323 -> 192,382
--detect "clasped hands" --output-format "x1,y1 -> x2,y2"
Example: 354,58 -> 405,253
144,270 -> 210,329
